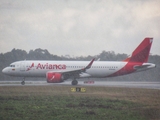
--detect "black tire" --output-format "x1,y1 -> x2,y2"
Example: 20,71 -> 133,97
72,80 -> 78,85
21,81 -> 25,85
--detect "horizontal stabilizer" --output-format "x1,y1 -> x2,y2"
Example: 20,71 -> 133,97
134,63 -> 156,71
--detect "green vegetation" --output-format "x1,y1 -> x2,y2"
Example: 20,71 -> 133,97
0,86 -> 160,120
0,96 -> 144,120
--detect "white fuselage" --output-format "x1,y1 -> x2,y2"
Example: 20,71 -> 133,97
2,60 -> 155,78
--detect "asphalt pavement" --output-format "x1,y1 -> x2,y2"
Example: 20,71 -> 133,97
0,81 -> 160,90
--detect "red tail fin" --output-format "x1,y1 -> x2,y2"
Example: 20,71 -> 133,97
124,38 -> 153,63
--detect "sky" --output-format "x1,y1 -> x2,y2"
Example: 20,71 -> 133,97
0,0 -> 160,56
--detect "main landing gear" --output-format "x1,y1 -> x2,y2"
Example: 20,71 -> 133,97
72,79 -> 78,85
21,77 -> 25,85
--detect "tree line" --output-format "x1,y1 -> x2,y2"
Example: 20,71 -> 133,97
0,48 -> 159,81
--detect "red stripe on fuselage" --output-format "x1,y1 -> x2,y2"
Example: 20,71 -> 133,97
108,62 -> 142,77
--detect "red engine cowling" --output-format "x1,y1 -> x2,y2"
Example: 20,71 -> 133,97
46,72 -> 63,83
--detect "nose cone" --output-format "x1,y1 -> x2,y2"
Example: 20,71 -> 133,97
2,67 -> 8,74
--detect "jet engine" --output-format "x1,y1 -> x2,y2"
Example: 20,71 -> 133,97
46,72 -> 64,83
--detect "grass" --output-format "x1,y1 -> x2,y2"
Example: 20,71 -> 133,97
0,86 -> 160,120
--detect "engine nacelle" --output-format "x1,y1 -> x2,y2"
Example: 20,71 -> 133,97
46,72 -> 64,83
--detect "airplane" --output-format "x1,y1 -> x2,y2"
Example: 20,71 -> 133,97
2,37 -> 156,85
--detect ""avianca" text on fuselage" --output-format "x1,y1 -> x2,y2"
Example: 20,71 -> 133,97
36,63 -> 66,70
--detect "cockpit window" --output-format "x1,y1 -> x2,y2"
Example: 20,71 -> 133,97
10,65 -> 15,67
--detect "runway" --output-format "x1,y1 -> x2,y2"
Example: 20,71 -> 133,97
0,81 -> 160,90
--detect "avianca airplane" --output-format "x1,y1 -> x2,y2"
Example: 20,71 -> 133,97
2,38 -> 156,85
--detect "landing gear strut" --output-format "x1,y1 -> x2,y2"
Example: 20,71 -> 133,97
21,78 -> 25,85
72,79 -> 78,85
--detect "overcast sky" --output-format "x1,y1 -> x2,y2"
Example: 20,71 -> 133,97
0,0 -> 160,56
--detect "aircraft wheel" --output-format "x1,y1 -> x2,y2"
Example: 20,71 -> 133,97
72,80 -> 78,85
21,81 -> 25,85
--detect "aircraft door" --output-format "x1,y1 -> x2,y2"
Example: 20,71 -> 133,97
20,62 -> 26,71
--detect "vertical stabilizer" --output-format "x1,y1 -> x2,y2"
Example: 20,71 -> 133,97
124,38 -> 153,63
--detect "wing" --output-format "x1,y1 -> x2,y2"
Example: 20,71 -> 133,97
49,58 -> 95,78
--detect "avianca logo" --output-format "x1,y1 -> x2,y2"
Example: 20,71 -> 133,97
26,63 -> 34,71
36,63 -> 66,70
51,75 -> 55,80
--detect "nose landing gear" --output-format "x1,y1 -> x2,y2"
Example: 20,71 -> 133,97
21,77 -> 25,85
